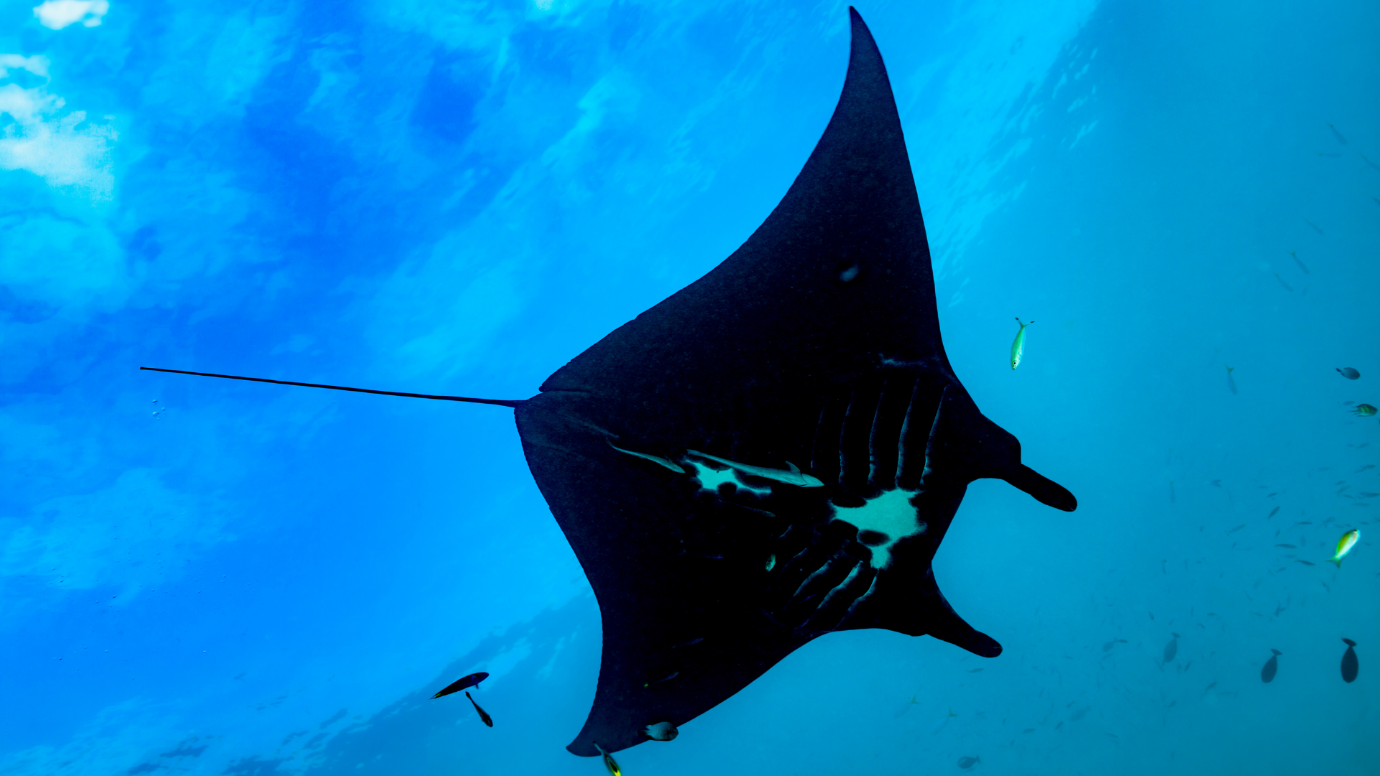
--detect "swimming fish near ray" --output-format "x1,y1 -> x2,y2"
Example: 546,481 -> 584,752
140,8 -> 1076,758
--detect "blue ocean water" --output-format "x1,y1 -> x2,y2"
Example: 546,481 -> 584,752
2,0 -> 1377,773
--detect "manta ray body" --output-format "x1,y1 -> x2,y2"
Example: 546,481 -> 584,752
145,6 -> 1076,759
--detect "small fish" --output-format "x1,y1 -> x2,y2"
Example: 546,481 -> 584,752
432,671 -> 489,699
607,438 -> 686,474
465,691 -> 493,727
1337,367 -> 1360,380
643,671 -> 679,688
957,756 -> 981,770
1276,544 -> 1297,549
1272,273 -> 1292,292
1296,560 -> 1315,566
642,721 -> 678,741
1352,404 -> 1377,417
1268,507 -> 1280,518
1341,638 -> 1359,683
684,450 -> 823,487
1227,524 -> 1246,534
594,742 -> 621,776
1225,365 -> 1238,395
1362,155 -> 1380,172
895,695 -> 921,717
1102,638 -> 1127,652
1261,649 -> 1281,683
1328,123 -> 1348,144
1359,465 -> 1376,471
765,553 -> 776,571
1163,633 -> 1180,663
1010,318 -> 1033,369
1359,492 -> 1380,498
1203,681 -> 1217,692
1302,217 -> 1325,235
1288,251 -> 1310,274
931,707 -> 958,733
1329,529 -> 1359,567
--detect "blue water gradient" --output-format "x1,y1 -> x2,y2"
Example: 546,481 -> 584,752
2,0 -> 1378,773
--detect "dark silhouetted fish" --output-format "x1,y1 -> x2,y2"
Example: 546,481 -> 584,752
1102,638 -> 1127,652
1225,365 -> 1238,395
1288,251 -> 1310,274
957,756 -> 981,769
1328,124 -> 1348,144
1341,639 -> 1358,683
1302,217 -> 1325,235
1273,273 -> 1292,292
1163,633 -> 1180,663
432,671 -> 489,699
1261,649 -> 1281,683
1268,507 -> 1279,518
466,691 -> 493,727
139,9 -> 1078,758
1337,367 -> 1360,380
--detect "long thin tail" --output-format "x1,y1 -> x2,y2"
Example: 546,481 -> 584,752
140,367 -> 524,408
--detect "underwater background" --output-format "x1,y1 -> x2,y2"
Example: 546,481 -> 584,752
2,0 -> 1378,773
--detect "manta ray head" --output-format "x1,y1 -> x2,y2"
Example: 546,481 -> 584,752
672,367 -> 1074,652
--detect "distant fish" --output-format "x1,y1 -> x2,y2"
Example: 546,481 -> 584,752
1302,217 -> 1325,235
642,721 -> 678,741
1341,639 -> 1359,683
1276,544 -> 1297,549
1329,529 -> 1360,567
1359,492 -> 1380,498
1225,365 -> 1238,395
1227,524 -> 1246,534
1288,251 -> 1310,274
594,741 -> 622,775
894,695 -> 921,717
1163,633 -> 1180,664
1273,273 -> 1292,292
433,672 -> 489,699
932,707 -> 959,733
1102,638 -> 1127,652
1010,318 -> 1033,370
1268,507 -> 1280,518
1351,404 -> 1377,417
957,756 -> 982,770
1359,465 -> 1376,471
1328,123 -> 1348,144
465,691 -> 493,727
1337,367 -> 1360,380
1362,155 -> 1380,172
1261,649 -> 1281,683
1296,560 -> 1315,566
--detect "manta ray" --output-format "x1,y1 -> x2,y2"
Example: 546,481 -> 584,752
144,7 -> 1075,758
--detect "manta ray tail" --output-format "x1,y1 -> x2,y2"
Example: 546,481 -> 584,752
139,367 -> 524,408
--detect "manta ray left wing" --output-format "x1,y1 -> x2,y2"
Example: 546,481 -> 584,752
141,5 -> 1075,762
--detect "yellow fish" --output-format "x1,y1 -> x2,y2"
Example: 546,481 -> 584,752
1329,529 -> 1359,567
593,742 -> 621,776
1010,318 -> 1033,369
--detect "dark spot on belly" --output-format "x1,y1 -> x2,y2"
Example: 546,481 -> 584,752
857,530 -> 890,546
